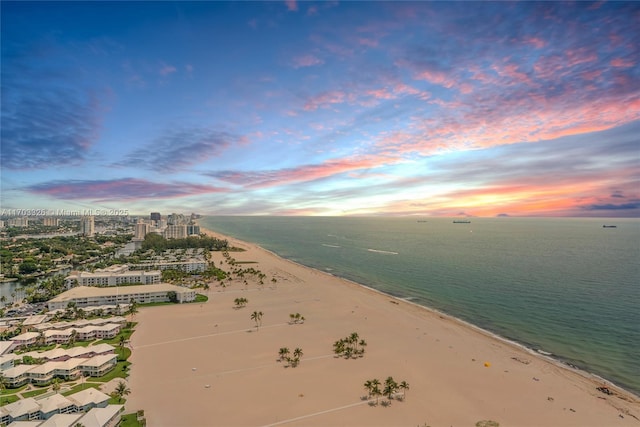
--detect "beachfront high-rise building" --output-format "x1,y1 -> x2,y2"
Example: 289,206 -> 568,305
164,225 -> 187,239
80,216 -> 95,237
186,224 -> 200,236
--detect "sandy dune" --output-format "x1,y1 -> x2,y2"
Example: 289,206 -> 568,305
126,230 -> 640,426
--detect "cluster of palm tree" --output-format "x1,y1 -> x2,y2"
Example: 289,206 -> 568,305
333,332 -> 367,359
277,347 -> 304,367
288,313 -> 305,324
363,376 -> 409,405
250,310 -> 263,330
233,297 -> 248,308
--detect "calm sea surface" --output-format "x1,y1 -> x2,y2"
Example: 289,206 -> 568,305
199,216 -> 640,395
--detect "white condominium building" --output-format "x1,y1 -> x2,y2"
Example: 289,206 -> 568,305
64,265 -> 160,288
164,224 -> 187,239
47,283 -> 196,311
132,259 -> 207,273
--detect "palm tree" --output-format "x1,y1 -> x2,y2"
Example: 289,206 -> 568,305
127,298 -> 138,323
293,347 -> 303,360
371,381 -> 382,405
68,329 -> 77,347
399,380 -> 410,399
364,380 -> 374,399
250,311 -> 263,330
278,347 -> 290,362
383,376 -> 398,401
113,380 -> 131,403
51,378 -> 61,393
234,297 -> 248,309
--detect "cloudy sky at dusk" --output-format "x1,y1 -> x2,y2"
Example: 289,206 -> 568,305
2,1 -> 639,217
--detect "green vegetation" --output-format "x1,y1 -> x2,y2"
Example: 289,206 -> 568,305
62,382 -> 101,396
288,313 -> 305,324
333,332 -> 367,359
0,394 -> 20,405
141,233 -> 228,252
22,388 -> 50,398
364,376 -> 409,406
166,291 -> 178,303
234,297 -> 248,309
250,310 -> 263,331
1,233 -> 132,280
476,421 -> 500,427
194,294 -> 208,303
277,347 -> 303,368
120,412 -> 146,427
111,380 -> 131,403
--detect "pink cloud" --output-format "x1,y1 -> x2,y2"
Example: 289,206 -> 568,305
358,37 -> 379,48
303,90 -> 347,111
522,36 -> 547,49
159,63 -> 177,76
28,178 -> 227,202
610,58 -> 634,68
285,0 -> 298,12
211,155 -> 399,189
414,69 -> 456,89
291,54 -> 324,68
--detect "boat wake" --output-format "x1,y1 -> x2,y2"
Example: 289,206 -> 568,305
322,244 -> 341,248
367,248 -> 399,255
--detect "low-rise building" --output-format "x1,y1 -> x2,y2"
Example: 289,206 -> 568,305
66,388 -> 110,412
132,259 -> 207,273
47,283 -> 196,311
64,266 -> 161,288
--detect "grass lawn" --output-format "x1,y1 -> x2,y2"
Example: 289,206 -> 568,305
0,395 -> 20,406
22,388 -> 50,398
120,412 -> 145,427
61,382 -> 101,396
194,294 -> 208,303
1,385 -> 27,396
92,361 -> 131,383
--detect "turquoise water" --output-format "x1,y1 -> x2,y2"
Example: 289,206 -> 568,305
199,216 -> 640,395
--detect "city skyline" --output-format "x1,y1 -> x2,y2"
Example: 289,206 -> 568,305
2,1 -> 639,217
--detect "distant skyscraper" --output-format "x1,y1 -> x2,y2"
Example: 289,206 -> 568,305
164,224 -> 187,239
7,217 -> 29,227
81,216 -> 95,237
150,212 -> 161,222
187,224 -> 200,236
135,221 -> 150,239
43,217 -> 59,227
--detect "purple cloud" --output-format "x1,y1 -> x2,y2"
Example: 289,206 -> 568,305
116,128 -> 246,172
27,178 -> 228,202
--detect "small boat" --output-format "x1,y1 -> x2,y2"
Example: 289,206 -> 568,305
602,225 -> 617,228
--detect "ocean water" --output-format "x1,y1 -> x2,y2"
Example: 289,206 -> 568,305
199,216 -> 640,395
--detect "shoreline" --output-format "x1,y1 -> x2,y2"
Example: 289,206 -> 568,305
208,226 -> 639,401
126,225 -> 640,426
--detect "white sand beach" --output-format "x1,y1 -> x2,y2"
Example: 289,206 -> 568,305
125,229 -> 640,426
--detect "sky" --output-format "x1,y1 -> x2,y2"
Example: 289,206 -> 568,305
1,1 -> 639,218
